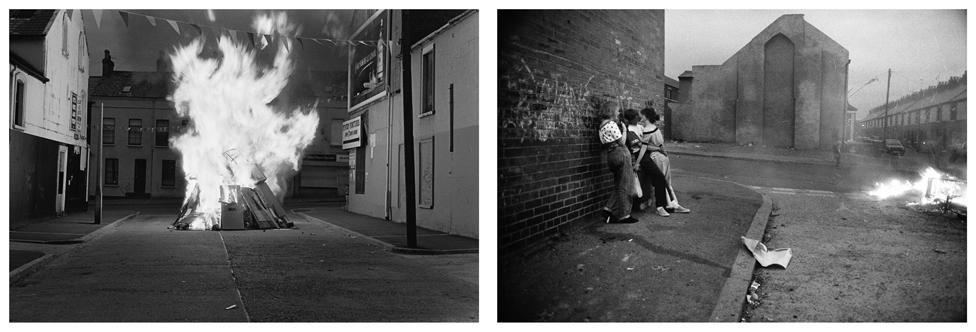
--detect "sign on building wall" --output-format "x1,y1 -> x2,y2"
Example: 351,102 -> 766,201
342,116 -> 363,149
348,12 -> 387,111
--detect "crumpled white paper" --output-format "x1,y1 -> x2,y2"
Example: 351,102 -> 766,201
741,236 -> 792,268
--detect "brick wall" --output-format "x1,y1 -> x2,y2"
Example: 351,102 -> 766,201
498,10 -> 665,254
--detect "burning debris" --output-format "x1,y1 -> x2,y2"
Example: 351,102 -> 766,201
867,167 -> 968,216
169,13 -> 318,230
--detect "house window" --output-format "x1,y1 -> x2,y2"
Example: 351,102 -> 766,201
61,12 -> 69,57
13,79 -> 25,127
78,31 -> 85,71
155,119 -> 170,147
936,106 -> 943,122
105,158 -> 119,185
420,45 -> 435,116
128,119 -> 142,145
950,104 -> 958,121
161,160 -> 176,188
103,118 -> 115,145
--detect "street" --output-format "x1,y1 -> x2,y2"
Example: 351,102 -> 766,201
673,153 -> 967,321
9,208 -> 478,322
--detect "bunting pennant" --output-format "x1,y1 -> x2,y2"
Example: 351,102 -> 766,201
66,9 -> 73,20
92,10 -> 104,29
311,38 -> 325,47
296,38 -> 304,49
190,23 -> 203,36
146,15 -> 157,27
118,11 -> 129,27
167,19 -> 181,35
248,32 -> 256,48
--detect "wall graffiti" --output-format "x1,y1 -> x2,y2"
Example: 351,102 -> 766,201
500,57 -> 652,143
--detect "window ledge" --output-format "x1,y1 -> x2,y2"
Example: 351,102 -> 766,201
418,111 -> 435,119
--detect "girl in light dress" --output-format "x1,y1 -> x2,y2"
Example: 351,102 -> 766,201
640,107 -> 690,214
622,109 -> 672,217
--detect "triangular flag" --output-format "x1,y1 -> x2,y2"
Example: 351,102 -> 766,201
190,24 -> 203,36
311,38 -> 325,47
248,32 -> 256,48
92,10 -> 104,29
296,37 -> 304,49
146,15 -> 157,27
66,9 -> 73,20
118,11 -> 129,27
167,19 -> 180,35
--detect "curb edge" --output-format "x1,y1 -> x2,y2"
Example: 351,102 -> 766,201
709,192 -> 773,322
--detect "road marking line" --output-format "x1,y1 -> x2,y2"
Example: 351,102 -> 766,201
217,232 -> 251,322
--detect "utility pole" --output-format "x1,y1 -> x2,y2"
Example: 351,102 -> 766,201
400,11 -> 418,248
95,102 -> 103,224
882,68 -> 891,141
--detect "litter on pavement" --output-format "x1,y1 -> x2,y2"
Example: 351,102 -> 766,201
741,236 -> 792,268
225,304 -> 237,310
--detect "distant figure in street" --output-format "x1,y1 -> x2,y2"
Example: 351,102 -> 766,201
598,101 -> 638,223
834,140 -> 843,168
640,107 -> 691,214
623,109 -> 672,217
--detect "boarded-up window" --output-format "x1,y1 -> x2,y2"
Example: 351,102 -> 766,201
330,119 -> 343,147
418,137 -> 434,209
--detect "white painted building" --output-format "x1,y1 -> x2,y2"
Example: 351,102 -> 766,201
345,10 -> 479,238
10,9 -> 90,219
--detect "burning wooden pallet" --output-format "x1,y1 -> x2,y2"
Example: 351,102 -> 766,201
173,149 -> 294,231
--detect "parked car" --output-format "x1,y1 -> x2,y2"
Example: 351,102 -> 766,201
883,139 -> 906,156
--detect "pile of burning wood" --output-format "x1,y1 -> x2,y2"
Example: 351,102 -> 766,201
173,150 -> 294,231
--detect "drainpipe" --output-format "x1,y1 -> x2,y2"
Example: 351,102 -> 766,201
385,9 -> 394,221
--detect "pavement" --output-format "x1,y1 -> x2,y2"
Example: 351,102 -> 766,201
9,211 -> 478,321
295,206 -> 479,254
498,173 -> 769,321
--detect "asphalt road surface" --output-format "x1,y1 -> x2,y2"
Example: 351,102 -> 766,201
10,213 -> 478,322
671,154 -> 917,193
673,154 -> 966,322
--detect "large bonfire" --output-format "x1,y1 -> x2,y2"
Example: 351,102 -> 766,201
169,13 -> 318,230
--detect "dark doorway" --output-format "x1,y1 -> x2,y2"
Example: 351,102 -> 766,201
763,33 -> 795,148
133,159 -> 147,196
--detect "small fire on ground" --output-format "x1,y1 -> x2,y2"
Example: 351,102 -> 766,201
867,167 -> 968,213
169,13 -> 318,230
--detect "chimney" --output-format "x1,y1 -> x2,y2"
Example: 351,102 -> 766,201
102,49 -> 115,77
